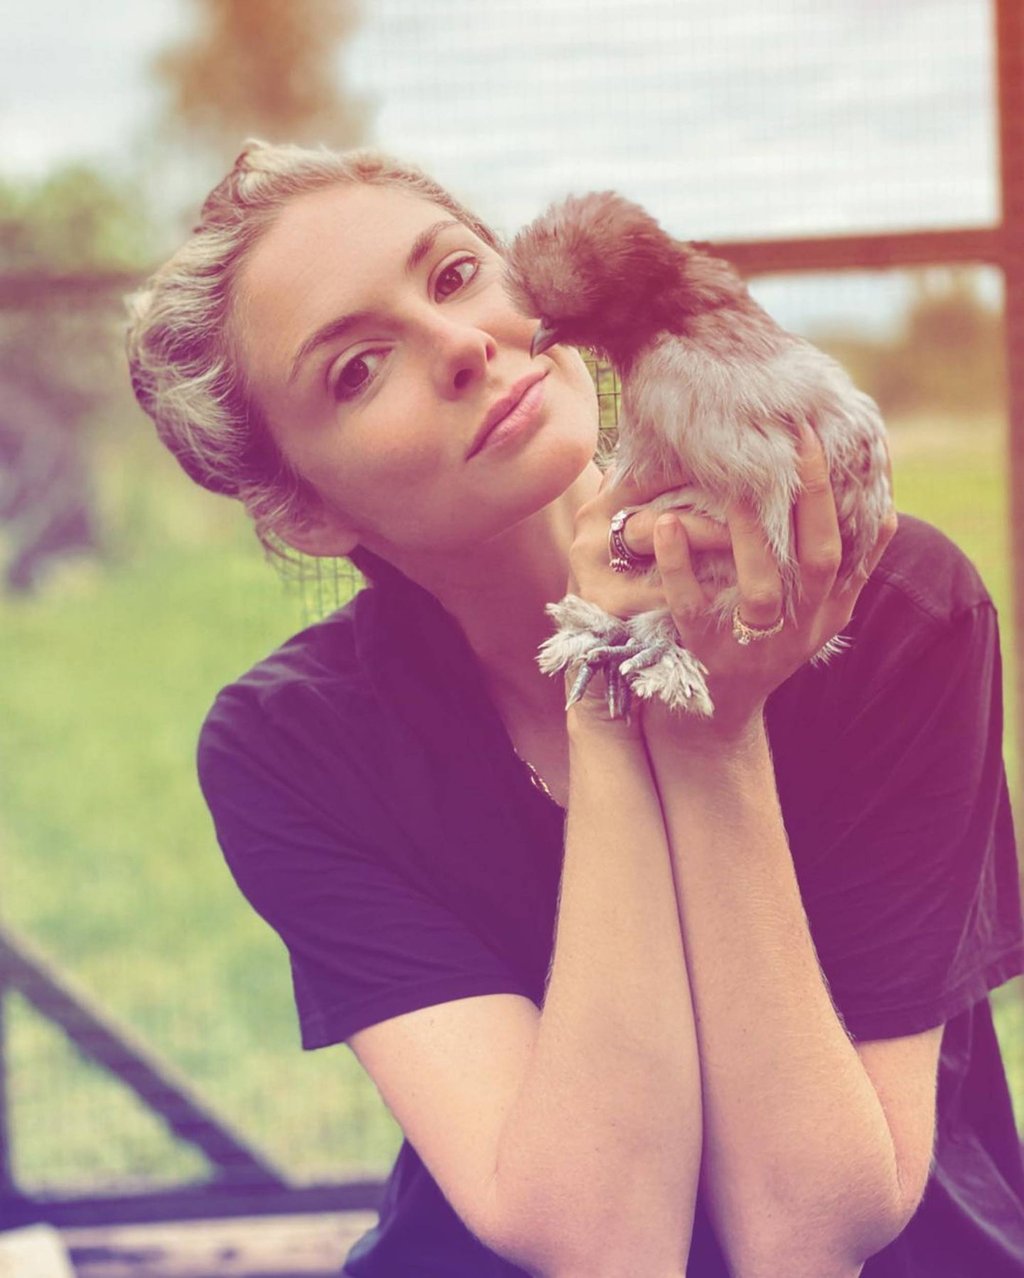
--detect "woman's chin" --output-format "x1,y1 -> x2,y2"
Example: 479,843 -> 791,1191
485,445 -> 603,544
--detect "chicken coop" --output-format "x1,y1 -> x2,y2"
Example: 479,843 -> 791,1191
2,1 -> 1023,1274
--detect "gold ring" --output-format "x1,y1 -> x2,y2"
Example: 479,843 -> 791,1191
731,606 -> 785,645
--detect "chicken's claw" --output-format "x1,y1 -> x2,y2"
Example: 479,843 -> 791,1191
540,595 -> 715,719
564,639 -> 645,712
538,595 -> 631,677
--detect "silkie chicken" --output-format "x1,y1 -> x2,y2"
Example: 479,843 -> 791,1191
503,192 -> 893,719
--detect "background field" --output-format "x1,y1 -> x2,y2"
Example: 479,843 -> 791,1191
1,404 -> 1021,1194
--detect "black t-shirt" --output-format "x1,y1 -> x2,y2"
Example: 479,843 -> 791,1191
198,514 -> 1024,1277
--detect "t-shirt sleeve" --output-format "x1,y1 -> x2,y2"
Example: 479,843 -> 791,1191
795,599 -> 1024,1042
196,695 -> 534,1051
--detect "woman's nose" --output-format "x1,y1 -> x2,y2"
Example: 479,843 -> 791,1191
425,316 -> 496,397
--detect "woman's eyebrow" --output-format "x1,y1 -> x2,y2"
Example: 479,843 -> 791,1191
287,219 -> 464,385
404,218 -> 463,274
288,309 -> 375,385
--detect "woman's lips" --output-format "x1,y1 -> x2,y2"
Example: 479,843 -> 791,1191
470,375 -> 548,458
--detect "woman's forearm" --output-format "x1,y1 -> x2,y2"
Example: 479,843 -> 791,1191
645,717 -> 905,1276
490,717 -> 701,1278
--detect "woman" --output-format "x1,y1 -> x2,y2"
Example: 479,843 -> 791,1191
127,140 -> 1024,1277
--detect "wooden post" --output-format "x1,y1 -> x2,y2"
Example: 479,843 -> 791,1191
997,0 -> 1024,810
0,979 -> 12,1197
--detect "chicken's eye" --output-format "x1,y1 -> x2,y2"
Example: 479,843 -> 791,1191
434,256 -> 479,300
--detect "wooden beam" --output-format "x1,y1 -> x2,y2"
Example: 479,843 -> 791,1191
0,978 -> 12,1194
0,271 -> 142,307
998,0 -> 1024,806
3,1181 -> 385,1229
707,226 -> 1003,276
61,1212 -> 378,1278
0,225 -> 1005,308
0,927 -> 287,1189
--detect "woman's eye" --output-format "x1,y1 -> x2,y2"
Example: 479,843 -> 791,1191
434,256 -> 479,300
332,350 -> 386,402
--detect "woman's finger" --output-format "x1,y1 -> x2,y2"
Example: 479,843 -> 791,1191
834,510 -> 899,607
880,433 -> 895,502
793,421 -> 842,598
621,507 -> 731,558
653,515 -> 711,625
866,510 -> 899,575
725,501 -> 784,627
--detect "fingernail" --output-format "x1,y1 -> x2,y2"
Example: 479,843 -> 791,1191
656,514 -> 678,539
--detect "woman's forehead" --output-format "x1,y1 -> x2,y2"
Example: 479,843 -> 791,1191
243,184 -> 473,298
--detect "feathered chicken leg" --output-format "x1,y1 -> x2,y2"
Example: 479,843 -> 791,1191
538,594 -> 713,719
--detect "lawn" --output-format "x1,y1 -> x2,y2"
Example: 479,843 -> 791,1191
1,409 -> 1021,1196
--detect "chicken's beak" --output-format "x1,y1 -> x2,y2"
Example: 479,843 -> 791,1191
531,321 -> 561,358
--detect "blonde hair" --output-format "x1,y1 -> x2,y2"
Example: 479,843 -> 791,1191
125,139 -> 501,568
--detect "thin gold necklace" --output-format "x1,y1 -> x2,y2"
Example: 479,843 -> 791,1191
512,747 -> 562,807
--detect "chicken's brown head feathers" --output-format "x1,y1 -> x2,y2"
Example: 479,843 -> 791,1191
504,192 -> 690,366
505,191 -> 751,369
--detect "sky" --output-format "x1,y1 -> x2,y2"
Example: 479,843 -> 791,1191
1,0 -> 1002,335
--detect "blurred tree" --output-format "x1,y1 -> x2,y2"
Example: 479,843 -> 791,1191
154,0 -> 369,165
0,167 -> 154,591
0,167 -> 154,275
815,268 -> 1005,420
897,271 -> 1005,415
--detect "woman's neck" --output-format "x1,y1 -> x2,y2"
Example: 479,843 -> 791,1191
389,462 -> 603,721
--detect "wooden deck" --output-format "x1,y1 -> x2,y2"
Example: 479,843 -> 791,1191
2,1213 -> 378,1277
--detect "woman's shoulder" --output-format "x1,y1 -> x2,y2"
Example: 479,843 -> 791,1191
200,587 -> 380,748
837,512 -> 999,691
195,576 -> 453,848
771,514 -> 1001,735
864,512 -> 994,628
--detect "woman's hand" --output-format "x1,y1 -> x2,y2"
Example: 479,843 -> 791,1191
643,422 -> 897,745
564,465 -> 732,733
565,424 -> 896,743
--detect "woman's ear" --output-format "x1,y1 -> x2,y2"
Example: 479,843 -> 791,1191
272,503 -> 360,558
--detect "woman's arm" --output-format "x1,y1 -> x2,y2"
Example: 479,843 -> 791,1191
643,717 -> 907,1277
489,708 -> 701,1278
637,427 -> 906,1276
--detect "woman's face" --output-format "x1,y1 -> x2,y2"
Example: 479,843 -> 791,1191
233,182 -> 600,560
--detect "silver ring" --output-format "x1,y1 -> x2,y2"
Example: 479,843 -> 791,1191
731,605 -> 785,645
608,508 -> 653,574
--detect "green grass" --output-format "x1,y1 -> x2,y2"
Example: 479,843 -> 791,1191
1,410 -> 1021,1197
3,425 -> 402,1193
